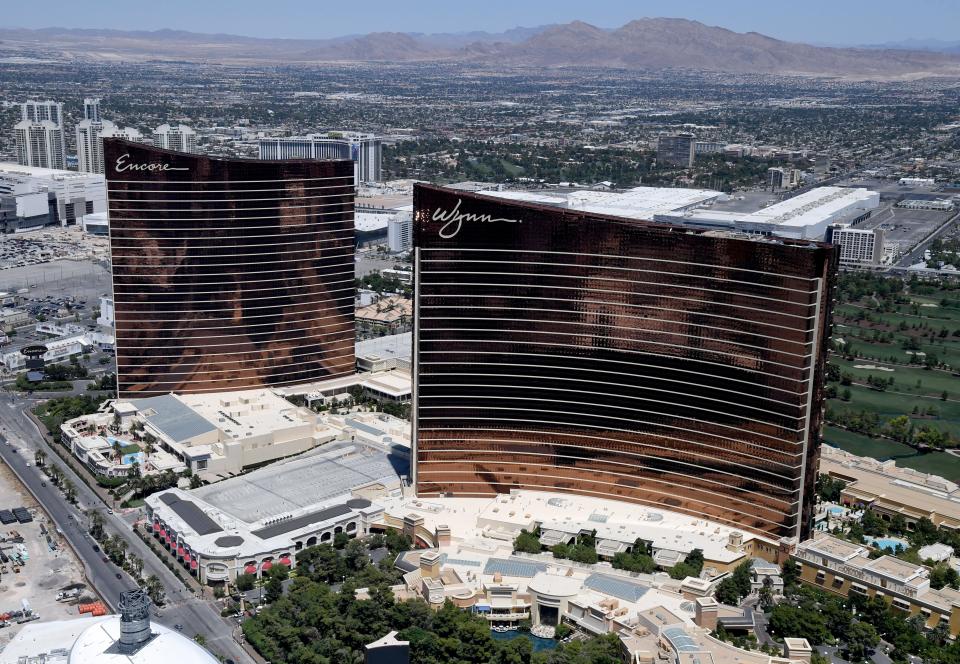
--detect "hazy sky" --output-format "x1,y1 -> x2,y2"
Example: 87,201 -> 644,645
8,0 -> 959,45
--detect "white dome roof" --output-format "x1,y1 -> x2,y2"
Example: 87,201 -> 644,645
69,616 -> 219,664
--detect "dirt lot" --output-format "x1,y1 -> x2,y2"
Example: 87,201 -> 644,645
0,460 -> 89,651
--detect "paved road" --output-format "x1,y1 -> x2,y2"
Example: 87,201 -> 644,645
0,397 -> 254,664
894,209 -> 960,268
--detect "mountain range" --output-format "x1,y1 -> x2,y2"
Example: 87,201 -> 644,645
2,19 -> 959,79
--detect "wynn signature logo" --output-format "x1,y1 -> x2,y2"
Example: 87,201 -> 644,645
432,198 -> 522,238
115,153 -> 189,173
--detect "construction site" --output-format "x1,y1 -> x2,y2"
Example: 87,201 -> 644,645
0,458 -> 91,651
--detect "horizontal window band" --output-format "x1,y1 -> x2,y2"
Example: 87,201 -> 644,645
112,266 -> 356,279
113,278 -> 356,294
110,238 -> 354,251
418,394 -> 804,437
106,174 -> 354,184
418,335 -> 811,375
115,257 -> 354,269
418,359 -> 805,402
420,282 -> 814,322
117,349 -> 356,368
418,445 -> 799,492
109,201 -> 355,214
416,341 -> 810,384
420,257 -> 820,295
108,182 -> 355,195
118,370 -> 357,392
115,332 -> 355,350
418,375 -> 804,418
118,360 -> 356,382
421,269 -> 818,308
417,429 -> 801,471
418,246 -> 824,284
115,309 -> 355,325
420,322 -> 812,361
114,323 -> 355,342
420,306 -> 812,347
416,414 -> 805,453
418,296 -> 815,336
106,210 -> 354,223
107,192 -> 354,204
416,456 -> 798,506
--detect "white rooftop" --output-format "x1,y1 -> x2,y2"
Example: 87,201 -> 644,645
385,490 -> 767,564
0,616 -> 218,664
177,388 -> 315,440
0,162 -> 104,181
481,186 -> 723,220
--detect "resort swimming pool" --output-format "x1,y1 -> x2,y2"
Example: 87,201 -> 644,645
867,536 -> 908,552
490,631 -> 558,652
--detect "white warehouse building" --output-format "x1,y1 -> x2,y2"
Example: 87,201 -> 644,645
658,186 -> 880,240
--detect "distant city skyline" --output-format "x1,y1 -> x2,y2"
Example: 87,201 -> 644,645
7,0 -> 960,46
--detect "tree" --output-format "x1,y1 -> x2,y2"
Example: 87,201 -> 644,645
235,573 -> 256,592
33,449 -> 46,467
844,621 -> 879,661
189,474 -> 203,489
513,528 -> 542,554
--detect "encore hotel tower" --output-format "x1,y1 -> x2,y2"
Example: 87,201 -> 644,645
413,185 -> 837,540
104,139 -> 356,397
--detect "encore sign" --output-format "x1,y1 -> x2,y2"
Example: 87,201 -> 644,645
432,198 -> 522,238
115,153 -> 189,173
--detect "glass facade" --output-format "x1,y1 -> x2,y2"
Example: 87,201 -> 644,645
104,139 -> 355,397
413,185 -> 837,539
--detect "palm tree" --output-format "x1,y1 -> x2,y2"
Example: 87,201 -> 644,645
62,479 -> 77,504
128,554 -> 144,579
112,440 -> 122,462
34,450 -> 46,467
86,509 -> 104,540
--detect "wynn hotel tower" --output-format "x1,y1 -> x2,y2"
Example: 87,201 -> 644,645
104,139 -> 356,397
412,184 -> 837,540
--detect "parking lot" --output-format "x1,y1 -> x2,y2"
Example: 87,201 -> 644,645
0,458 -> 89,651
859,204 -> 955,257
0,259 -> 111,302
0,226 -> 109,272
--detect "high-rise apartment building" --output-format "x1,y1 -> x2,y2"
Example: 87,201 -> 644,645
84,97 -> 101,122
153,124 -> 197,153
14,120 -> 66,170
825,224 -> 885,267
20,100 -> 63,126
657,132 -> 696,168
76,120 -> 107,174
78,120 -> 142,174
412,185 -> 837,540
387,211 -> 413,253
259,132 -> 382,184
104,139 -> 356,397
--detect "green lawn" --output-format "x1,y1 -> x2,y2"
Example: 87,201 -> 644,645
823,426 -> 915,459
823,426 -> 960,483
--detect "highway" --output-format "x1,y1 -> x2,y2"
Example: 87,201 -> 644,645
0,395 -> 254,664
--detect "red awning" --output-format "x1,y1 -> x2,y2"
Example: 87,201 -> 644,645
183,553 -> 192,564
260,560 -> 273,572
244,564 -> 256,574
158,529 -> 166,538
279,556 -> 292,566
177,546 -> 185,556
190,560 -> 198,570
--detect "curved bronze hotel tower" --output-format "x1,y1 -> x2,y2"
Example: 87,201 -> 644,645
413,184 -> 836,539
104,139 -> 355,397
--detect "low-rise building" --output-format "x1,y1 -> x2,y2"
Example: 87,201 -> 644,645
794,533 -> 960,635
356,295 -> 413,338
62,388 -> 341,479
820,446 -> 960,530
145,445 -> 401,584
